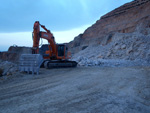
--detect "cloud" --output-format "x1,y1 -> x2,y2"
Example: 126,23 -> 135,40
0,0 -> 132,33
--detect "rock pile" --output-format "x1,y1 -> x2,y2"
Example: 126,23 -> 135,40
72,31 -> 150,66
0,61 -> 18,76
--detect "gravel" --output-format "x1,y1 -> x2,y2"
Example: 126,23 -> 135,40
0,67 -> 150,113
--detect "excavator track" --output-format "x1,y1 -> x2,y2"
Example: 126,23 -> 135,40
43,60 -> 77,69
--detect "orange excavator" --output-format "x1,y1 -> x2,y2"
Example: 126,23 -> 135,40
32,21 -> 77,68
19,21 -> 77,73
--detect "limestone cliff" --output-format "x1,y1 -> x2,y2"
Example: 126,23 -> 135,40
69,0 -> 150,54
0,46 -> 32,62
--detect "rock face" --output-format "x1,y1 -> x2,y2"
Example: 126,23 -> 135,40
69,0 -> 150,54
67,0 -> 150,66
0,46 -> 32,62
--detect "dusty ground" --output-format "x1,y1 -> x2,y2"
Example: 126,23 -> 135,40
0,66 -> 150,113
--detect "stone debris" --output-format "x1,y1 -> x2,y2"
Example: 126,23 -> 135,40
72,31 -> 150,67
0,61 -> 18,76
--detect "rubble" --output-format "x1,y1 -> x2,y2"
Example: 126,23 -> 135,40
0,61 -> 18,76
72,31 -> 150,67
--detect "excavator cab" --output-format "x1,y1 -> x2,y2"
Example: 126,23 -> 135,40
57,44 -> 65,57
57,44 -> 71,59
40,44 -> 68,60
57,44 -> 72,60
40,44 -> 75,68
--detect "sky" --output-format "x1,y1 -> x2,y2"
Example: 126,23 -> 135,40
0,0 -> 132,51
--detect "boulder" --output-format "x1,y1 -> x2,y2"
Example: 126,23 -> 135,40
121,44 -> 126,49
0,61 -> 18,76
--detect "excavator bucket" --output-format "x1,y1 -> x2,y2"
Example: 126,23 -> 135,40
19,54 -> 43,75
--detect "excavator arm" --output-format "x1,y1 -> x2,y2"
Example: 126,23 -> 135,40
32,21 -> 57,58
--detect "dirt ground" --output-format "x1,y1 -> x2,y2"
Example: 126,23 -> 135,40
0,66 -> 150,113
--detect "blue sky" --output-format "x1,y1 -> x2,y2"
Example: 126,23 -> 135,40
0,0 -> 132,51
